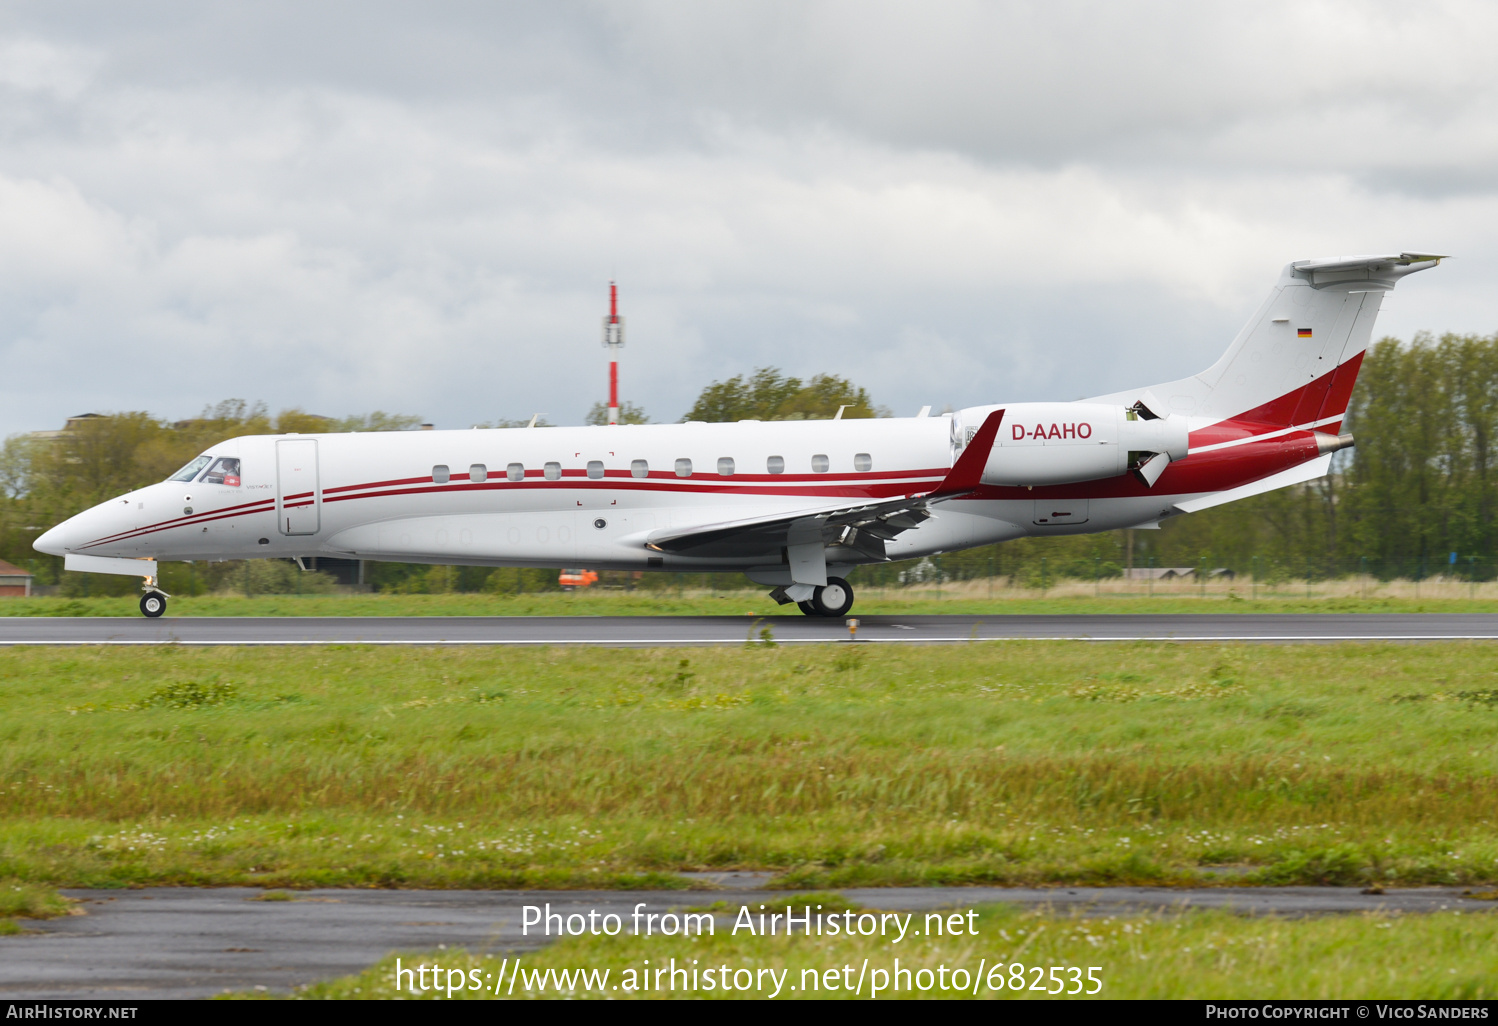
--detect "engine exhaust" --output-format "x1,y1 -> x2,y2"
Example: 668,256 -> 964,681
1314,432 -> 1355,455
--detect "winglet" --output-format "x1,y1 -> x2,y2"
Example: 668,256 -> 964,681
928,409 -> 1003,499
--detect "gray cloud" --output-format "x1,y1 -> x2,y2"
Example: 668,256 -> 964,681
0,2 -> 1492,436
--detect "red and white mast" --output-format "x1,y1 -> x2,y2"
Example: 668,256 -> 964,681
602,280 -> 625,426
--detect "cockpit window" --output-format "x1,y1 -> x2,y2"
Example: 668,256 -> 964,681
200,457 -> 242,487
168,456 -> 212,482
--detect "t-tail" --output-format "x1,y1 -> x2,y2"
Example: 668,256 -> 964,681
1094,252 -> 1445,443
955,253 -> 1445,510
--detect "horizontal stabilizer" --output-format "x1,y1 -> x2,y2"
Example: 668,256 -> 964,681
1172,455 -> 1332,515
1292,253 -> 1445,290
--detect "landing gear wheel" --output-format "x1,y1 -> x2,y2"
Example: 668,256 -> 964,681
140,592 -> 167,618
796,600 -> 817,616
811,577 -> 854,617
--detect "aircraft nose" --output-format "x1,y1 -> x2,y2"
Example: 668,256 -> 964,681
34,522 -> 74,556
34,516 -> 85,556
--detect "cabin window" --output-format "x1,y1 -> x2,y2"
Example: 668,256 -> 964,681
506,462 -> 524,482
168,456 -> 212,482
631,459 -> 649,478
854,453 -> 872,472
675,458 -> 693,478
811,454 -> 829,473
766,455 -> 785,475
433,465 -> 451,484
470,463 -> 487,483
201,457 -> 242,486
544,462 -> 561,481
587,460 -> 604,480
717,457 -> 735,477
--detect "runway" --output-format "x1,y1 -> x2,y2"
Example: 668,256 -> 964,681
3,884 -> 1492,999
3,613 -> 1498,645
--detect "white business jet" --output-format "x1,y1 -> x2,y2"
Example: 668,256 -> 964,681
36,253 -> 1442,618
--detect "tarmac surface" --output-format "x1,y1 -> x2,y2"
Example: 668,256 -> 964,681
4,613 -> 1498,645
3,883 -> 1494,999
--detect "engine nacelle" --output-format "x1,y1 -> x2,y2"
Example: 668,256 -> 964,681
965,402 -> 1189,487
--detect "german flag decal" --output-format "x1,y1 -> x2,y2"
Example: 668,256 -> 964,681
1297,328 -> 1313,337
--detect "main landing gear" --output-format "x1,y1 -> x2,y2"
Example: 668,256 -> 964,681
797,577 -> 855,617
139,577 -> 169,618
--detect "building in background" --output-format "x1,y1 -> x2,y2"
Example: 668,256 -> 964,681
29,412 -> 108,441
0,559 -> 35,597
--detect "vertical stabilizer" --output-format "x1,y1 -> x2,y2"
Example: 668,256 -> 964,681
1091,253 -> 1443,431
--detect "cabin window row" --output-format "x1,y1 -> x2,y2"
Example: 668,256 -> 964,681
431,453 -> 873,482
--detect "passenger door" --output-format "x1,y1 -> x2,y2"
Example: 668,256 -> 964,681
276,438 -> 320,536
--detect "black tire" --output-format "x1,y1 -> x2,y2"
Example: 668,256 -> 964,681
140,593 -> 167,618
812,577 -> 854,617
796,600 -> 817,616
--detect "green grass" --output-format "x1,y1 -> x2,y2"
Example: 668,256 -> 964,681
0,879 -> 73,934
267,904 -> 1498,1000
7,589 -> 1498,617
2,642 -> 1496,890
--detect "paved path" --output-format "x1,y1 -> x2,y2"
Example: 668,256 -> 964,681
4,613 -> 1498,646
3,884 -> 1491,999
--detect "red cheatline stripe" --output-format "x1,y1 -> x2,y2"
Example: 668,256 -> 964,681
320,466 -> 939,495
321,478 -> 942,505
322,474 -> 434,495
323,466 -> 942,497
81,501 -> 278,550
82,497 -> 277,547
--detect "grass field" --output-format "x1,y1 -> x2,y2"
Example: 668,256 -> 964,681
2,642 -> 1496,890
281,904 -> 1498,1000
0,880 -> 73,935
8,579 -> 1498,617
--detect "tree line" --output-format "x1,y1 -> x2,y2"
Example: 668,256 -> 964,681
5,339 -> 1496,593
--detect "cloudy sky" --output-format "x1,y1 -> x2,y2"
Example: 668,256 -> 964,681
0,1 -> 1493,436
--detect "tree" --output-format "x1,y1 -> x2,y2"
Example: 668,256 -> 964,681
584,401 -> 650,426
331,411 -> 426,432
681,367 -> 884,422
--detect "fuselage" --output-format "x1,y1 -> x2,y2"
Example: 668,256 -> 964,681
32,407 -> 1321,576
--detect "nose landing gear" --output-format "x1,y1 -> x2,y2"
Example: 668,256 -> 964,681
139,577 -> 169,618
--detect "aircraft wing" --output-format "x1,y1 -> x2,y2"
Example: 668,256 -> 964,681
643,409 -> 1004,560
